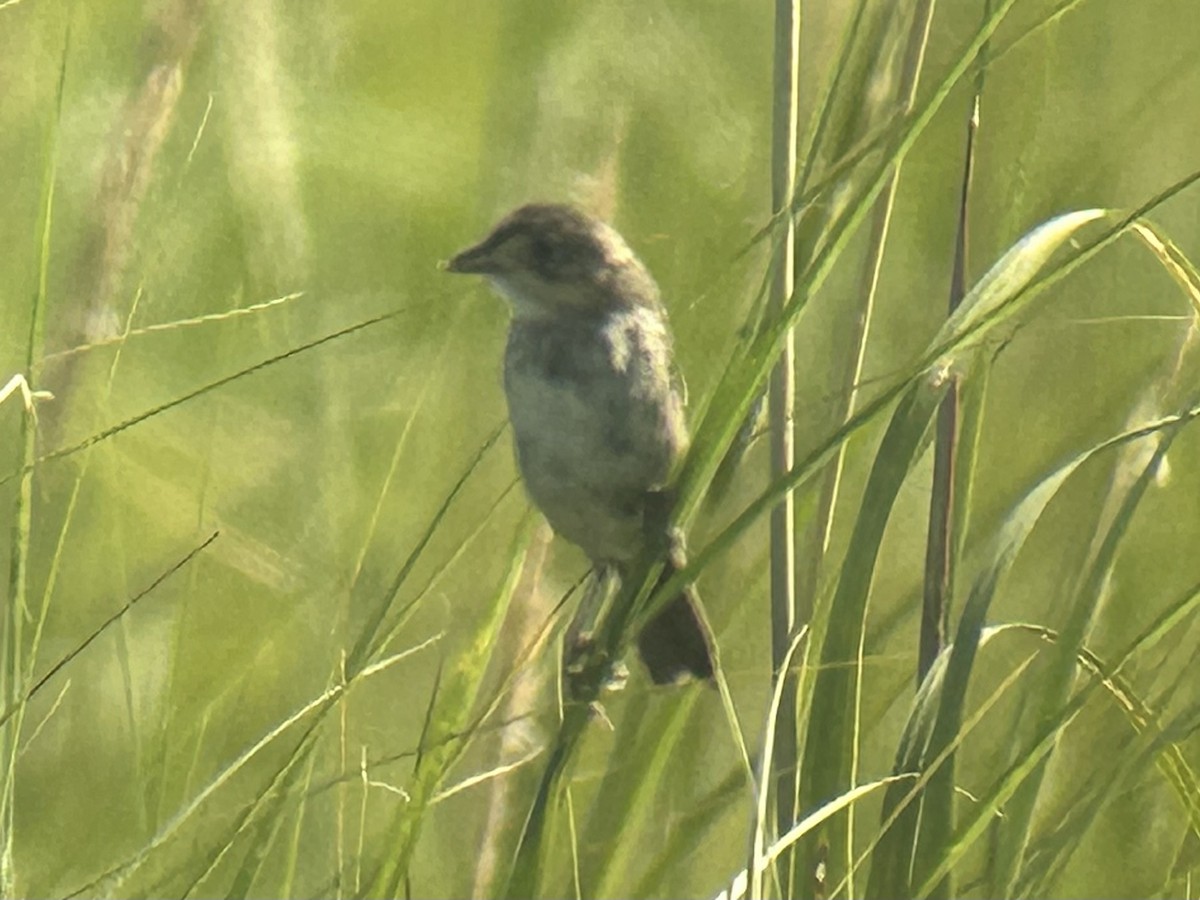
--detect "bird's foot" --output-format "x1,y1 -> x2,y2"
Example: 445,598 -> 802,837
563,632 -> 628,701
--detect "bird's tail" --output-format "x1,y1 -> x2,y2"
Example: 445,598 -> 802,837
635,555 -> 715,685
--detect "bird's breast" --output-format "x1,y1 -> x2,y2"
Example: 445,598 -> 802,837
502,308 -> 686,561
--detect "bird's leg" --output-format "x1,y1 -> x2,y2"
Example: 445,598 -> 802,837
565,564 -> 613,653
563,564 -> 628,699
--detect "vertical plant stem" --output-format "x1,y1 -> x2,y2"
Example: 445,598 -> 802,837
919,393 -> 956,681
768,0 -> 801,863
831,5 -> 941,897
785,4 -> 937,897
920,83 -> 983,684
1,24 -> 67,896
471,524 -> 552,898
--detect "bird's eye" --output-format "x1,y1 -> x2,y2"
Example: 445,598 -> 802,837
530,236 -> 568,272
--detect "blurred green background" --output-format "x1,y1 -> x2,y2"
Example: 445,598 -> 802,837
2,0 -> 1199,897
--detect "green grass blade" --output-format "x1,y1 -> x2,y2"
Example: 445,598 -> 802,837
909,398 -> 1200,898
368,514 -> 533,897
796,375 -> 946,890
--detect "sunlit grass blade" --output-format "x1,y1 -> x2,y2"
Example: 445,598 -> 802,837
928,168 -> 1200,368
720,775 -> 914,900
796,375 -> 947,891
1128,222 -> 1200,317
41,291 -> 308,363
675,0 -> 1026,534
0,532 -> 218,731
1005,622 -> 1200,897
749,625 -> 808,900
987,405 -> 1185,895
864,625 -> 1040,900
3,24 -> 67,893
367,514 -> 534,897
346,420 -> 507,671
930,210 -> 1106,360
908,396 -> 1200,898
80,639 -> 436,898
0,310 -> 406,486
631,765 -> 745,898
56,413 -> 508,894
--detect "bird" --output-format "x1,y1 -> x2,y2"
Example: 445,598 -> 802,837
444,203 -> 714,685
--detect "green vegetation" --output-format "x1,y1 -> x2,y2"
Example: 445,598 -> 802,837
2,1 -> 1199,897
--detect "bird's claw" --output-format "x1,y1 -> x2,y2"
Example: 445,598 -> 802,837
563,632 -> 629,701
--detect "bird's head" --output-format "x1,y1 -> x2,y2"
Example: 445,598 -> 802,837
444,204 -> 659,319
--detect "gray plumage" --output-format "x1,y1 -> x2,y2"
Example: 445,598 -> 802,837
446,203 -> 713,684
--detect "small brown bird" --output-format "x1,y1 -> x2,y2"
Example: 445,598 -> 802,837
445,203 -> 714,684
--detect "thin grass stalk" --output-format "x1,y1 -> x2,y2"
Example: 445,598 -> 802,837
843,6 -> 939,898
799,3 -> 915,617
471,525 -> 551,898
767,0 -> 801,875
0,533 -> 217,733
751,629 -> 809,900
989,338 -> 1191,892
667,171 -> 1200,628
788,4 -> 938,895
364,501 -> 548,898
920,3 -> 990,687
0,312 -> 405,487
920,400 -> 957,684
768,0 -> 872,665
501,700 -> 591,898
0,24 -> 67,896
913,393 -> 1200,898
673,0 -> 1025,541
60,418 -> 505,895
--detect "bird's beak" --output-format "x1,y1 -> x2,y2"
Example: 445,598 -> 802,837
443,239 -> 501,275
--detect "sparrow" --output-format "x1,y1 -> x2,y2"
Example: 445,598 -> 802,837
444,203 -> 714,684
